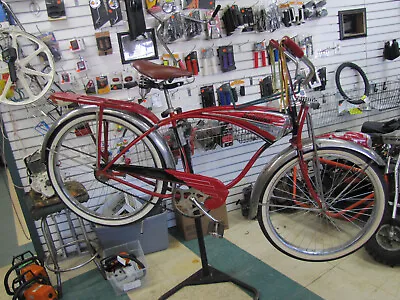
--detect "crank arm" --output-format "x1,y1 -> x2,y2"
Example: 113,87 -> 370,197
192,198 -> 219,223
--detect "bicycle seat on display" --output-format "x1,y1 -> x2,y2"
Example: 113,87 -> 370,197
361,119 -> 400,134
131,60 -> 192,80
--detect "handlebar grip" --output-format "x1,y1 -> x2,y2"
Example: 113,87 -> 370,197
269,39 -> 280,50
212,5 -> 221,18
178,60 -> 187,71
282,36 -> 304,58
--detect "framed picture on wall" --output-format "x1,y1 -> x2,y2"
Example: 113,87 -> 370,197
117,28 -> 158,64
338,8 -> 367,40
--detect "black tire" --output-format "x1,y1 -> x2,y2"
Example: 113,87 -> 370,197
335,62 -> 370,105
364,211 -> 400,266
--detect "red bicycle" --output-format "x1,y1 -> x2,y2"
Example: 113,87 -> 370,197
41,37 -> 386,262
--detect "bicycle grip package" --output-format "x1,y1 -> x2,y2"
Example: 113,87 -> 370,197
218,46 -> 236,72
200,85 -> 216,108
217,83 -> 238,106
185,51 -> 199,75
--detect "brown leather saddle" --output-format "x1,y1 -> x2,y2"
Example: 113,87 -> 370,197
132,60 -> 192,80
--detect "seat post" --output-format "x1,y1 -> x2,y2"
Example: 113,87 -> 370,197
163,88 -> 174,111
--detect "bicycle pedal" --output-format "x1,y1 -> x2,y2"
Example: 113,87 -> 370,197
208,221 -> 225,238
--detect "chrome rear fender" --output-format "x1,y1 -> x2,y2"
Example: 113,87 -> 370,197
41,106 -> 175,169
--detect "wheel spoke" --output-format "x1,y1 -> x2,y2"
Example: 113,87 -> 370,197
17,75 -> 35,99
20,66 -> 52,78
19,46 -> 44,66
259,149 -> 385,261
45,114 -> 168,226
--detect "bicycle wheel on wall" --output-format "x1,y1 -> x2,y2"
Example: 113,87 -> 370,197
257,148 -> 386,261
45,111 -> 171,226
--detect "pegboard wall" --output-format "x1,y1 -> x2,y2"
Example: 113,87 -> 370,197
2,0 -> 400,255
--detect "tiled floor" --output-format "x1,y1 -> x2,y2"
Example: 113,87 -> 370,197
1,164 -> 399,300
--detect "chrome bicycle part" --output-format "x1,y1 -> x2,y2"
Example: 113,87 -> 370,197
172,186 -> 207,218
375,224 -> 400,251
257,148 -> 386,261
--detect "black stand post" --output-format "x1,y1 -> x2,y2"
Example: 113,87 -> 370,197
159,217 -> 259,300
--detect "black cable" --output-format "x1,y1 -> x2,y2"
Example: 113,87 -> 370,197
335,62 -> 370,105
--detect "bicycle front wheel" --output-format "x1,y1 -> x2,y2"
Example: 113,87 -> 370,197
258,148 -> 386,261
45,111 -> 170,226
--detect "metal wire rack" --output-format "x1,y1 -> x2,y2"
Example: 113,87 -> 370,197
369,80 -> 400,111
159,119 -> 261,156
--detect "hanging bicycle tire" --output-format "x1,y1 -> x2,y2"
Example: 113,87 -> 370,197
335,62 -> 370,105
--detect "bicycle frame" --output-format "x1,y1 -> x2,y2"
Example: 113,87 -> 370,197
46,36 -> 361,214
50,91 -> 308,210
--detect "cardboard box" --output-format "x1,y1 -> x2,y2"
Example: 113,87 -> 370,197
175,204 -> 229,241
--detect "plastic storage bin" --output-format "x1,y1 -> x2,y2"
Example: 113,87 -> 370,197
95,211 -> 169,254
103,240 -> 147,296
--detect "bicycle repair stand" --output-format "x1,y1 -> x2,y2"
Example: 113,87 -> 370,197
158,217 -> 260,299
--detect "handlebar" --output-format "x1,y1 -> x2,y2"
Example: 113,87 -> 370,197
282,36 -> 304,58
269,37 -> 315,86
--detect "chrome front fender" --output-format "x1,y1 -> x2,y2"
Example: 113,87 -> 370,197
248,138 -> 385,220
40,106 -> 176,169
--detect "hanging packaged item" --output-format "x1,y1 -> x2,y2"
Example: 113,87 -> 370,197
200,85 -> 216,108
162,12 -> 184,43
96,75 -> 111,94
46,0 -> 66,20
240,7 -> 255,32
37,32 -> 61,62
111,73 -> 123,90
185,51 -> 199,75
107,0 -> 122,25
218,46 -> 236,72
200,48 -> 217,75
95,32 -> 113,56
384,40 -> 400,61
217,83 -> 237,106
183,0 -> 215,9
85,79 -> 97,95
205,10 -> 222,39
184,10 -> 202,39
222,5 -> 243,36
146,0 -> 161,12
253,41 -> 267,68
218,121 -> 233,148
90,0 -> 109,29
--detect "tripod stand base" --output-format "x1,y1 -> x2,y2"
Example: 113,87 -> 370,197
159,265 -> 259,299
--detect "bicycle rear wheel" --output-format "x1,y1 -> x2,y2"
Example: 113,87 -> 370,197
45,111 -> 170,226
258,148 -> 386,261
